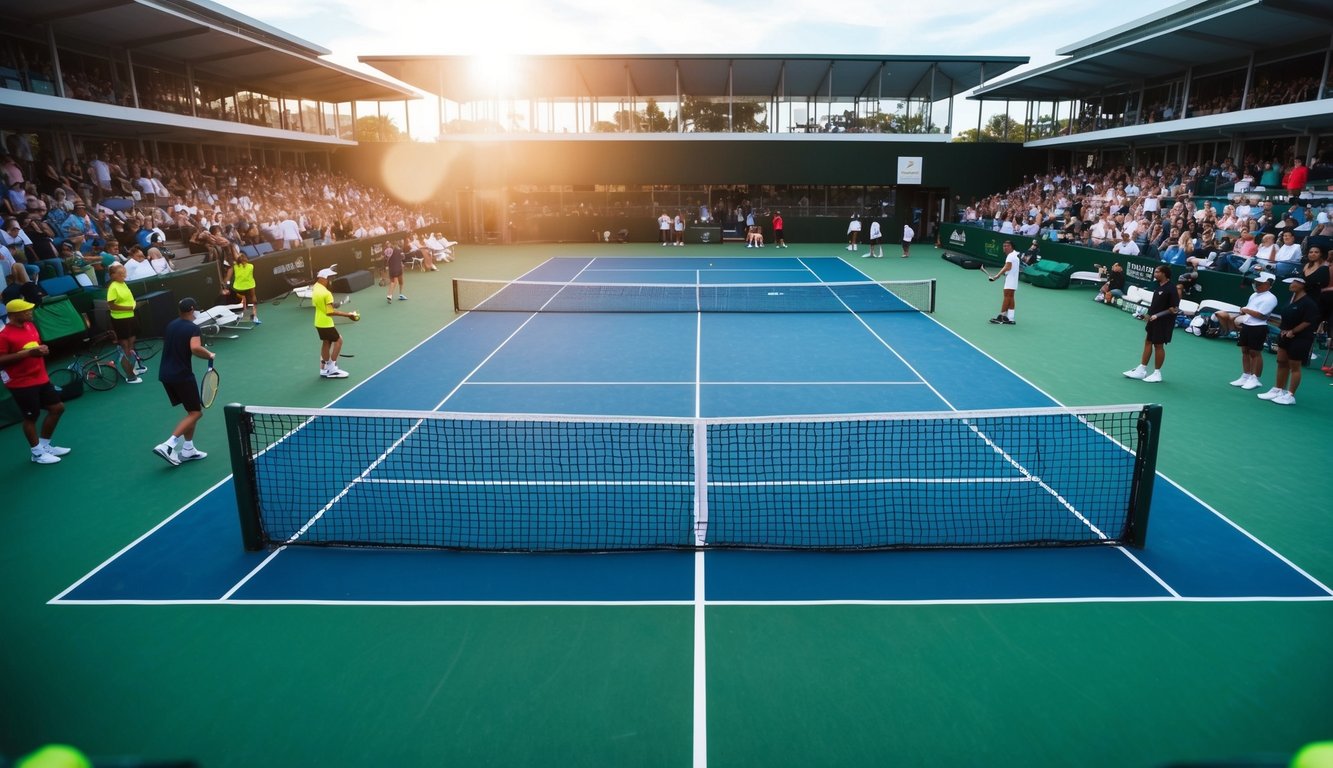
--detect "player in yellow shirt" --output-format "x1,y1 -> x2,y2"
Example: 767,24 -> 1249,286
312,266 -> 358,378
231,252 -> 259,325
105,263 -> 146,383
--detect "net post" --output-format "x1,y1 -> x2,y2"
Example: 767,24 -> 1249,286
928,279 -> 937,313
693,420 -> 708,546
224,403 -> 265,552
451,278 -> 461,313
1125,404 -> 1162,548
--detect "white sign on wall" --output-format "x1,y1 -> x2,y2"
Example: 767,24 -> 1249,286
897,156 -> 923,185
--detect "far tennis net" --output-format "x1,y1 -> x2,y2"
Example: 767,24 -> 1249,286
226,403 -> 1160,553
452,278 -> 935,313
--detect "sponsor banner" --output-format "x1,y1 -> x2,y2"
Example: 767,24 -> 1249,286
897,156 -> 923,185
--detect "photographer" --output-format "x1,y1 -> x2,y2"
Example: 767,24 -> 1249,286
1095,262 -> 1126,305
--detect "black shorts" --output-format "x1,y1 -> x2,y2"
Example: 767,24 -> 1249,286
388,269 -> 403,279
9,382 -> 60,421
317,326 -> 341,342
1237,324 -> 1268,350
1276,334 -> 1313,362
1145,320 -> 1175,345
774,229 -> 783,239
162,378 -> 202,411
111,316 -> 139,340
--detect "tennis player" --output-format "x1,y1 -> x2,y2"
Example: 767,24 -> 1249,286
987,240 -> 1021,324
313,265 -> 357,378
385,243 -> 406,303
0,298 -> 70,463
105,262 -> 146,382
1122,265 -> 1179,383
152,297 -> 215,466
232,252 -> 259,324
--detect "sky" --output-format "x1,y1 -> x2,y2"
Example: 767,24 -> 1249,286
221,0 -> 1173,138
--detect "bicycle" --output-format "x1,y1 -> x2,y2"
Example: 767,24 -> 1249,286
70,331 -> 163,391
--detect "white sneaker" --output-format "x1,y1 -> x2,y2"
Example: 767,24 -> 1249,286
43,444 -> 71,457
125,376 -> 143,384
1257,387 -> 1282,400
1229,375 -> 1249,387
133,365 -> 148,375
1143,370 -> 1162,383
153,443 -> 180,466
1240,376 -> 1261,391
325,369 -> 349,379
178,448 -> 208,462
1272,392 -> 1295,406
1123,365 -> 1148,380
31,450 -> 60,464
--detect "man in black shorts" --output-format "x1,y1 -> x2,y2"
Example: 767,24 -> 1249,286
0,298 -> 70,463
152,297 -> 215,466
1257,276 -> 1321,406
1123,265 -> 1179,383
385,242 -> 406,303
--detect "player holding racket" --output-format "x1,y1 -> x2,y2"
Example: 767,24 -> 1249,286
313,265 -> 358,379
152,297 -> 215,466
984,240 -> 1021,325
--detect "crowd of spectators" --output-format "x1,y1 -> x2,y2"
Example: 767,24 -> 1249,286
957,152 -> 1332,282
0,141 -> 435,288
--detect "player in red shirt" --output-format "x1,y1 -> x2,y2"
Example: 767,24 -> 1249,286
0,298 -> 70,463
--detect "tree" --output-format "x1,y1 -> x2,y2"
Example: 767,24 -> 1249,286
355,115 -> 405,142
680,97 -> 766,133
952,113 -> 1028,143
857,104 -> 939,134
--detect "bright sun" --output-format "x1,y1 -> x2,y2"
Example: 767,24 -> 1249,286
469,54 -> 521,95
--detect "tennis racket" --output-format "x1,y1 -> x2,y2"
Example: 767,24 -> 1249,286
200,359 -> 220,409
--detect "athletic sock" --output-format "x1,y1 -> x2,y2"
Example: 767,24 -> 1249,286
183,441 -> 195,451
167,435 -> 182,448
37,438 -> 51,449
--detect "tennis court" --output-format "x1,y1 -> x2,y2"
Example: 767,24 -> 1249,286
55,255 -> 1327,604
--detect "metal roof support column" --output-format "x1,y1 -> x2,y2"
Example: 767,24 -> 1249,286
676,60 -> 682,133
1024,101 -> 1031,142
928,63 -> 936,132
625,65 -> 632,132
728,60 -> 734,132
1320,35 -> 1332,102
186,65 -> 197,117
1241,54 -> 1254,110
376,100 -> 383,141
975,63 -> 986,142
779,60 -> 786,133
1180,67 -> 1193,119
46,26 -> 67,99
946,81 -> 954,135
404,99 -> 411,139
827,61 -> 834,133
125,49 -> 138,108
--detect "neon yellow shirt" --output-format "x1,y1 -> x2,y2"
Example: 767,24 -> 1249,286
312,282 -> 335,329
232,262 -> 256,291
106,281 -> 136,319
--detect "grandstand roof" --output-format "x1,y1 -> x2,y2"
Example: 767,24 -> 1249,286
971,0 -> 1333,100
359,54 -> 1029,103
5,0 -> 415,102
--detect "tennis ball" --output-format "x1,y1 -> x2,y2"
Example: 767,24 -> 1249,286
16,745 -> 92,768
1293,742 -> 1333,768
22,341 -> 39,350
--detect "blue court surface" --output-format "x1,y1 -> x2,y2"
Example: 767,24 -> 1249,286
54,257 -> 1331,605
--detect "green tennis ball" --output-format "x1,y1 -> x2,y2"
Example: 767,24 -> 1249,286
16,745 -> 92,768
1293,742 -> 1333,768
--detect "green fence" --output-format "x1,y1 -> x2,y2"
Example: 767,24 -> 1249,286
938,223 -> 1287,306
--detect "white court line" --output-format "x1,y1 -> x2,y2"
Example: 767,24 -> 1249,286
463,380 -> 926,386
47,595 -> 1333,607
800,257 -> 1173,590
692,270 -> 708,768
48,255 -> 572,606
220,257 -> 604,601
845,255 -> 1333,597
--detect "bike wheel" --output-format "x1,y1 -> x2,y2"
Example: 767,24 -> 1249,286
134,338 -> 162,361
83,361 -> 119,391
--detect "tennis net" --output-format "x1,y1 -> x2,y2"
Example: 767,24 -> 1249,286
226,403 -> 1160,553
452,278 -> 935,313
